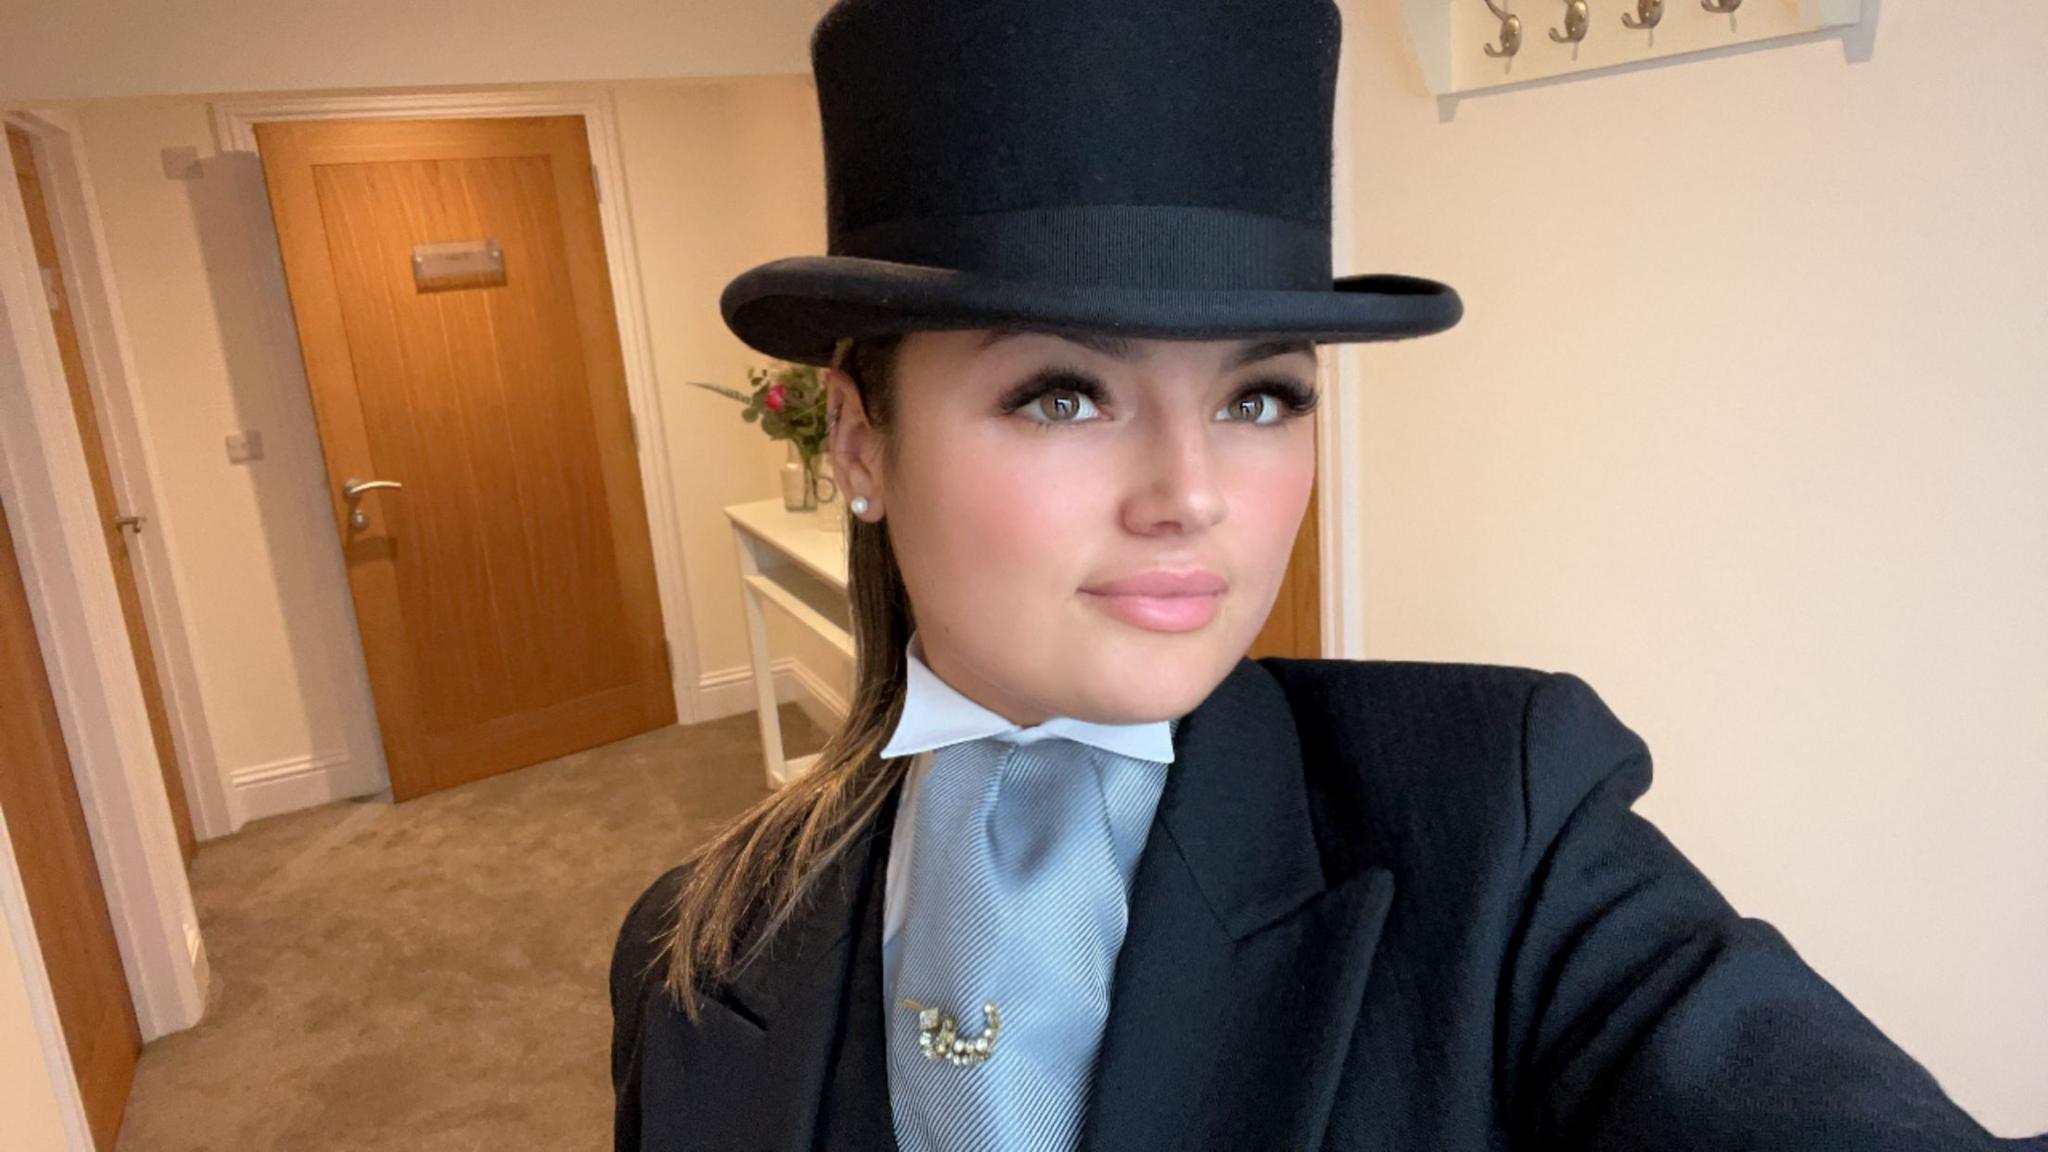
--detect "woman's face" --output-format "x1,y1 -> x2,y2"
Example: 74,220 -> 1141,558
828,329 -> 1320,728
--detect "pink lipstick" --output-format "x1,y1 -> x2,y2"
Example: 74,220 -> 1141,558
1080,569 -> 1227,633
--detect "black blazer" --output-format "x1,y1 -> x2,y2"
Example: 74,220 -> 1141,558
611,656 -> 2042,1150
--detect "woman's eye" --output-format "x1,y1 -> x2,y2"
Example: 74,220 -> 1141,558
1217,379 -> 1320,426
1019,388 -> 1101,425
1218,392 -> 1287,425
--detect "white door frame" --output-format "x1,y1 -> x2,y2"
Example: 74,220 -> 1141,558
6,108 -> 237,845
1320,49 -> 1370,660
1,111 -> 211,1152
210,86 -> 707,729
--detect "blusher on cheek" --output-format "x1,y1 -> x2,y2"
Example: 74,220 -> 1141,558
929,437 -> 1086,599
894,434 -> 1035,655
1228,433 -> 1318,611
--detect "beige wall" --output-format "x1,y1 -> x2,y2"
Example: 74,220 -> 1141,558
0,0 -> 829,103
74,96 -> 386,811
1341,0 -> 2045,1133
612,79 -> 854,706
61,75 -> 838,823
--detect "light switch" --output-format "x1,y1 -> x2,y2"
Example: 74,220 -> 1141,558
226,430 -> 264,464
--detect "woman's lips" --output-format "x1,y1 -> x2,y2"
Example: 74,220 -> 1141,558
1082,589 -> 1223,632
1079,569 -> 1228,633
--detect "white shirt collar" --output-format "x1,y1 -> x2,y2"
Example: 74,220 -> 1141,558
878,630 -> 1177,764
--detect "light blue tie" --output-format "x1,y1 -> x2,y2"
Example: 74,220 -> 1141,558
886,734 -> 1163,1152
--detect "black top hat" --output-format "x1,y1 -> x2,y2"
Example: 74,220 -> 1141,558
720,0 -> 1462,367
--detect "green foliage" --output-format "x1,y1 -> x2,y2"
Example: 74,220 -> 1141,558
686,363 -> 830,459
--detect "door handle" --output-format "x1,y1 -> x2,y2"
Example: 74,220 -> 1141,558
342,477 -> 403,529
114,513 -> 147,535
343,478 -> 403,500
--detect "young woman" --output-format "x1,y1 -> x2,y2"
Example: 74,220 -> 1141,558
612,1 -> 2039,1149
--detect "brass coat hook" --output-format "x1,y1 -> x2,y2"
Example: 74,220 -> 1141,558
1622,0 -> 1664,29
1482,0 -> 1523,58
1550,0 -> 1590,44
1702,0 -> 1742,11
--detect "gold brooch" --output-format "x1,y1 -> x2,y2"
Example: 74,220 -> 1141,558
897,998 -> 1001,1066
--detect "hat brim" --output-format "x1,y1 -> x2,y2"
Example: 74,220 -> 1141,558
719,255 -> 1463,366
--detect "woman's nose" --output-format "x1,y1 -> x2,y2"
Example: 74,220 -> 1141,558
1121,415 -> 1226,536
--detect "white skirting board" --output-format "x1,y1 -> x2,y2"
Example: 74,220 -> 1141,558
1402,0 -> 1862,96
697,656 -> 848,735
226,749 -> 383,831
226,660 -> 849,828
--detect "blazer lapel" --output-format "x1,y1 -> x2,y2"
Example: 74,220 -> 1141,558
647,786 -> 900,1151
1080,657 -> 1397,1152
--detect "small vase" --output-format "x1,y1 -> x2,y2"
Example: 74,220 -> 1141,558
812,454 -> 842,533
781,443 -> 815,511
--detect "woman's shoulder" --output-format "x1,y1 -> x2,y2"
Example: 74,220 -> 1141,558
610,862 -> 693,1022
1256,653 -> 1562,721
1249,656 -> 1654,870
1252,654 -> 1644,778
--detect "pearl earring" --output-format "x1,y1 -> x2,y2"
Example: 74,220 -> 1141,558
850,496 -> 870,516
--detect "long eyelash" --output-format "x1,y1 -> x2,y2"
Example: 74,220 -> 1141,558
1237,377 -> 1321,418
996,369 -> 1108,417
996,370 -> 1320,426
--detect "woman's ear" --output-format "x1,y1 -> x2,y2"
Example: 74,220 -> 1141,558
825,366 -> 883,520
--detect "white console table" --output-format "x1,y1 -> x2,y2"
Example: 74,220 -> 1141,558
724,498 -> 852,787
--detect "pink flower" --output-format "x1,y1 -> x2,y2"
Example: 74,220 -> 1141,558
763,384 -> 787,413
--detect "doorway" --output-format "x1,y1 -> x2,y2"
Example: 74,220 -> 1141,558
8,124 -> 198,864
253,114 -> 678,800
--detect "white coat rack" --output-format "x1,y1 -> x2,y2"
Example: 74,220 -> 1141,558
1402,0 -> 1862,96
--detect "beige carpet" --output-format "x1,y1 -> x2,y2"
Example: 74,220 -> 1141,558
117,705 -> 825,1151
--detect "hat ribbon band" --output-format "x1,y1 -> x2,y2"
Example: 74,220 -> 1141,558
831,204 -> 1333,291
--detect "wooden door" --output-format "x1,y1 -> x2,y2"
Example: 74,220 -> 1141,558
8,126 -> 196,863
254,116 -> 675,801
1249,452 -> 1322,660
0,496 -> 141,1151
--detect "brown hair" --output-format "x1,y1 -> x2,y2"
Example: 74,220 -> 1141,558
655,332 -> 915,1018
